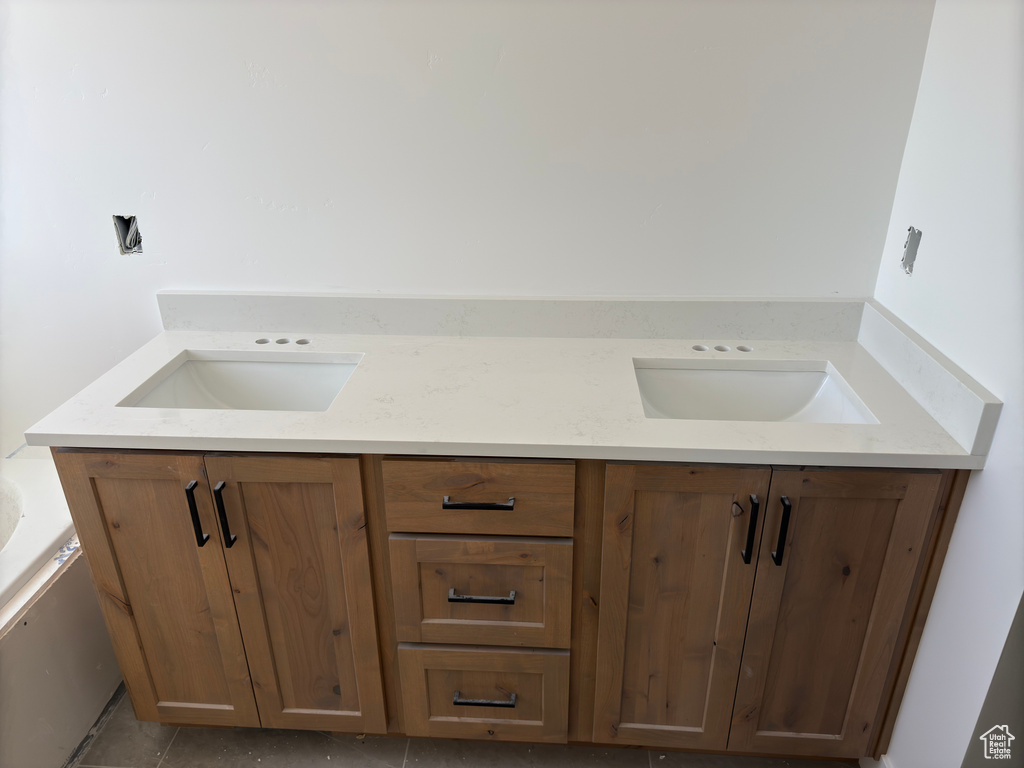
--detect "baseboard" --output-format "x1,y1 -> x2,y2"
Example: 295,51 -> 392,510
859,755 -> 896,768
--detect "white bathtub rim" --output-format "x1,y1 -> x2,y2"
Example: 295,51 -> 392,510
0,537 -> 81,639
0,448 -> 75,610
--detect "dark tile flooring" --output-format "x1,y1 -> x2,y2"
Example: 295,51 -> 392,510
72,690 -> 855,768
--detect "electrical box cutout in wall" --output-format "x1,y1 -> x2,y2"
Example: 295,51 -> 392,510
113,215 -> 143,254
902,226 -> 921,274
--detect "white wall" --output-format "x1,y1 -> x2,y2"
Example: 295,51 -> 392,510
871,1 -> 1024,766
0,0 -> 934,452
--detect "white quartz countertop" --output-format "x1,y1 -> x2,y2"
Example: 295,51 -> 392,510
24,307 -> 999,470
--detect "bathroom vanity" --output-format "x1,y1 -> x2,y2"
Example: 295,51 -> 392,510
28,294 -> 1000,761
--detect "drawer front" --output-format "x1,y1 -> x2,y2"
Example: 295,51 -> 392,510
390,535 -> 572,648
382,459 -> 575,537
398,644 -> 569,743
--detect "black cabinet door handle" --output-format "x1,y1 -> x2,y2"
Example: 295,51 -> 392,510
741,494 -> 760,565
184,481 -> 210,548
448,588 -> 517,605
453,690 -> 517,708
771,496 -> 792,566
212,481 -> 237,549
442,496 -> 515,511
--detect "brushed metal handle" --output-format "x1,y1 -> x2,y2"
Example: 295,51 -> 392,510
448,588 -> 517,605
453,690 -> 517,708
442,496 -> 515,511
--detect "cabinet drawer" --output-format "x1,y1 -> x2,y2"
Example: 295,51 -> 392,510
390,535 -> 572,648
382,459 -> 575,537
398,644 -> 569,743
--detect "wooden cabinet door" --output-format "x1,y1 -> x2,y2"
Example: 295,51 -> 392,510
205,455 -> 387,734
729,469 -> 942,758
592,464 -> 771,750
52,450 -> 259,727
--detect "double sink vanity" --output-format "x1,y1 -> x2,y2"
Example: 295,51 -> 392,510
27,294 -> 1001,761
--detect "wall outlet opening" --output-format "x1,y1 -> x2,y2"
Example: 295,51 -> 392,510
901,226 -> 921,274
112,215 -> 143,254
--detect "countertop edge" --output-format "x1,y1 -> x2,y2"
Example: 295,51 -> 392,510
26,432 -> 985,471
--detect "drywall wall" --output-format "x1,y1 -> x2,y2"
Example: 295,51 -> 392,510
960,592 -> 1024,768
0,0 -> 934,450
870,1 -> 1024,766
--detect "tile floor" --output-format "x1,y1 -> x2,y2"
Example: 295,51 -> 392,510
71,689 -> 856,768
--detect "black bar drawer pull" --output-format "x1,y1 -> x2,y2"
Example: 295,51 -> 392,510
448,588 -> 517,605
213,481 -> 237,549
740,494 -> 760,565
442,496 -> 515,511
453,690 -> 518,708
771,496 -> 792,566
184,481 -> 210,548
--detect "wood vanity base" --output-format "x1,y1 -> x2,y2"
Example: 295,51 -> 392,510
53,449 -> 965,761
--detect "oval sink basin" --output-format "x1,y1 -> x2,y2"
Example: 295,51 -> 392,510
119,351 -> 363,412
634,359 -> 877,424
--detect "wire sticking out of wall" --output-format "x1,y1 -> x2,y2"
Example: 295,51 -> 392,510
112,215 -> 143,254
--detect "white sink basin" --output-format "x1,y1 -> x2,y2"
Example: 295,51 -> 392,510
119,351 -> 363,412
634,359 -> 877,424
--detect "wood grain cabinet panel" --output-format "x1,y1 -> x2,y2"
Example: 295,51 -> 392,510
398,644 -> 570,743
52,451 -> 260,728
592,465 -> 772,751
205,455 -> 388,734
382,459 -> 575,537
390,534 -> 572,648
728,469 -> 943,758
